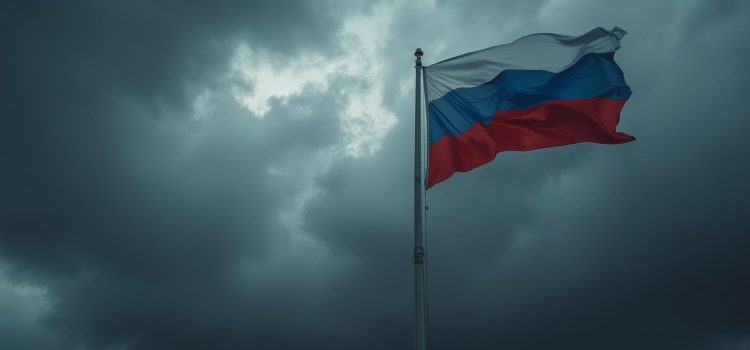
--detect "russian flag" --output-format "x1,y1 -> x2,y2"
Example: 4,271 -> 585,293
425,27 -> 634,188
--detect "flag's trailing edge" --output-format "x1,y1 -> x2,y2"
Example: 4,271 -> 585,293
424,27 -> 634,188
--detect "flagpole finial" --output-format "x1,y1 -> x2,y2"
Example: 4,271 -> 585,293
415,48 -> 423,67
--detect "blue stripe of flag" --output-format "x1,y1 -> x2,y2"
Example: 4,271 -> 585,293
427,52 -> 631,145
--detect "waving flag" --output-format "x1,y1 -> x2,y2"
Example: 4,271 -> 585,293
424,27 -> 634,188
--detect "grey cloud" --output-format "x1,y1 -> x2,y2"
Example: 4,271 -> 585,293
2,1 -> 750,349
2,1 -> 348,348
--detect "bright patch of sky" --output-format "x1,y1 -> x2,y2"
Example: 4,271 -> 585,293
228,2 -> 399,159
186,2 -> 417,247
0,268 -> 51,325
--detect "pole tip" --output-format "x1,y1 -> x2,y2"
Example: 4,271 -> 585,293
415,48 -> 423,57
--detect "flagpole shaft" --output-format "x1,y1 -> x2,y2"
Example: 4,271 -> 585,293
413,48 -> 428,350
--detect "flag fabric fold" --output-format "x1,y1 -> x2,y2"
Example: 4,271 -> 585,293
425,27 -> 634,188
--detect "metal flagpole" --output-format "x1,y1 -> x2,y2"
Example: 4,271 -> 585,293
413,48 -> 429,350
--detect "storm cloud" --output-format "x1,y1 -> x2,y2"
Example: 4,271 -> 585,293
2,1 -> 750,349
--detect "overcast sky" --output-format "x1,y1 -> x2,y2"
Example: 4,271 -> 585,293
2,1 -> 750,349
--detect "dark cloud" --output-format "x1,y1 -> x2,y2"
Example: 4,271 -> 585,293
1,1 -> 347,349
2,1 -> 750,349
1,1 -> 338,110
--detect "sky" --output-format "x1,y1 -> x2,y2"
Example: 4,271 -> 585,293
2,0 -> 750,349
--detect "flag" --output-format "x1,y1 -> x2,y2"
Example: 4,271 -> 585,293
424,27 -> 634,188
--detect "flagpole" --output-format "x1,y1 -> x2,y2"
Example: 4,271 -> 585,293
413,48 -> 429,350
